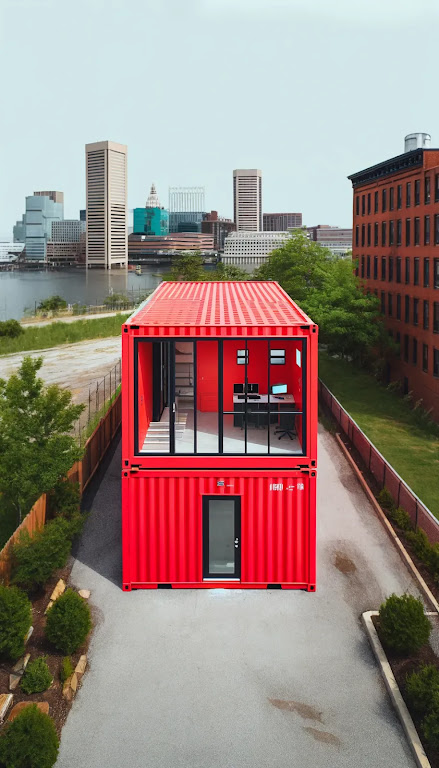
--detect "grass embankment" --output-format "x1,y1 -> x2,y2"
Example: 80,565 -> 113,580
319,351 -> 439,518
0,314 -> 130,356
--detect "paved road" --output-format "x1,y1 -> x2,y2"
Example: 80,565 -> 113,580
21,311 -> 127,328
0,337 -> 121,406
56,427 -> 418,768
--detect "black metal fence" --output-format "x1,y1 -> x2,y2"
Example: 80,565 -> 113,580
75,360 -> 122,446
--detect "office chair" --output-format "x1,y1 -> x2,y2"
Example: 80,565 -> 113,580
275,412 -> 296,440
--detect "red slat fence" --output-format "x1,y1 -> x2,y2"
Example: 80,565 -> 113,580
0,392 -> 122,585
319,379 -> 439,544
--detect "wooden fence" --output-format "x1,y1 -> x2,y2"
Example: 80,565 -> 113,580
0,392 -> 122,585
319,379 -> 439,544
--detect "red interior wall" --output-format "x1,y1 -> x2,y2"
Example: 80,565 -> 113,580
138,342 -> 152,447
196,341 -> 218,412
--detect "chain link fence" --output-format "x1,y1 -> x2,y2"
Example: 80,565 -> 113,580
75,360 -> 122,447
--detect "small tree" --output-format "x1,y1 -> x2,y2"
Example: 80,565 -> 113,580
165,251 -> 206,281
0,319 -> 23,338
0,585 -> 32,660
379,593 -> 431,654
21,657 -> 52,694
406,665 -> 439,716
0,704 -> 59,768
50,479 -> 81,519
37,295 -> 67,313
0,357 -> 84,524
45,589 -> 91,655
12,516 -> 79,592
60,656 -> 74,683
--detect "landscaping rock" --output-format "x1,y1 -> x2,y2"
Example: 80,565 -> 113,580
75,655 -> 87,677
7,701 -> 49,722
9,674 -> 21,691
62,672 -> 78,702
12,653 -> 30,674
0,694 -> 13,724
78,589 -> 91,599
24,626 -> 33,644
50,579 -> 66,602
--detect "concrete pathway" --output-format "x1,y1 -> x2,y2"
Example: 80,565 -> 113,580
56,427 -> 419,768
21,310 -> 127,328
0,337 -> 121,406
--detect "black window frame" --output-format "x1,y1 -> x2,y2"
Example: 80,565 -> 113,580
396,293 -> 401,320
381,256 -> 386,280
414,258 -> 420,286
396,257 -> 402,283
405,218 -> 411,246
434,348 -> 439,378
373,255 -> 378,280
374,191 -> 379,213
406,182 -> 411,208
397,219 -> 402,246
397,184 -> 402,209
435,302 -> 439,333
415,179 -> 421,206
405,295 -> 410,323
413,298 -> 419,326
389,187 -> 394,211
424,258 -> 430,288
382,188 -> 387,213
435,259 -> 439,289
389,220 -> 395,246
425,215 -> 430,245
425,175 -> 431,204
422,343 -> 428,372
423,300 -> 429,330
381,221 -> 387,247
405,257 -> 410,285
435,173 -> 439,203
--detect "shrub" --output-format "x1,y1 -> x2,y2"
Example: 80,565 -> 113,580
12,516 -> 76,591
429,543 -> 439,581
0,585 -> 32,660
379,593 -> 431,654
0,704 -> 59,768
21,657 -> 52,694
406,665 -> 439,716
377,487 -> 396,513
37,295 -> 67,313
45,589 -> 91,655
50,480 -> 80,519
422,699 -> 439,748
390,507 -> 413,532
60,656 -> 74,683
406,528 -> 432,564
0,319 -> 23,338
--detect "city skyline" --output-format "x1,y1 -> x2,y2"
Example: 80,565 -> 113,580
2,1 -> 438,240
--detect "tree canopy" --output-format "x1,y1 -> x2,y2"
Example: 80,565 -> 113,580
164,251 -> 248,282
0,357 -> 84,523
255,230 -> 387,365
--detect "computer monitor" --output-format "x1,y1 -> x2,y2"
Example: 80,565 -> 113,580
271,384 -> 287,395
247,383 -> 259,394
234,383 -> 244,394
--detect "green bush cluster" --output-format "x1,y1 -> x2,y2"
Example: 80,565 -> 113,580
406,665 -> 439,748
0,585 -> 32,660
0,704 -> 59,768
60,656 -> 74,683
0,319 -> 23,338
45,589 -> 91,655
379,593 -> 431,654
12,516 -> 82,592
50,480 -> 81,520
21,656 -> 52,694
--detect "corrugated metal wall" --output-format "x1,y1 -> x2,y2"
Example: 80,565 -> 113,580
122,473 -> 315,588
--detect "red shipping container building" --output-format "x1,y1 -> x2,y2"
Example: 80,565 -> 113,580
121,281 -> 318,590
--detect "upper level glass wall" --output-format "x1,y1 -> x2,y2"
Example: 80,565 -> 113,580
135,338 -> 306,456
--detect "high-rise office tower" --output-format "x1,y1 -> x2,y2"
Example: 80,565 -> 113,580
85,140 -> 128,269
25,193 -> 64,261
168,187 -> 205,233
233,169 -> 262,231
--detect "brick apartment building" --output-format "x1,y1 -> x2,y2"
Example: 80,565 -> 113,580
349,133 -> 439,420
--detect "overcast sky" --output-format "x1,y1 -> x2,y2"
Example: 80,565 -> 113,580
1,0 -> 438,239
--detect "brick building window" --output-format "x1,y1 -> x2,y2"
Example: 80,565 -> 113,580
414,217 -> 420,246
425,215 -> 430,245
435,258 -> 439,289
367,255 -> 371,278
389,221 -> 395,245
413,338 -> 418,365
425,175 -> 431,204
389,257 -> 394,282
361,255 -> 365,278
381,256 -> 386,280
373,255 -> 378,279
382,188 -> 387,212
424,258 -> 430,288
355,226 -> 359,246
405,257 -> 410,284
435,173 -> 439,203
397,184 -> 402,209
396,257 -> 402,283
405,295 -> 410,323
406,182 -> 411,207
435,215 -> 439,245
380,291 -> 385,314
406,218 -> 411,246
374,222 -> 379,246
415,179 -> 420,206
389,187 -> 394,211
396,294 -> 401,320
413,298 -> 419,326
374,191 -> 379,213
362,195 -> 365,215
356,196 -> 360,215
423,300 -> 429,330
434,348 -> 439,377
434,302 -> 439,333
414,258 -> 420,286
388,293 -> 393,316
367,223 -> 371,247
404,334 -> 409,362
397,220 -> 402,246
423,344 -> 428,372
362,224 -> 365,247
381,221 -> 387,246
367,193 -> 371,215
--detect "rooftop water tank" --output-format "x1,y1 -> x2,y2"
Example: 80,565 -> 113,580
404,133 -> 431,152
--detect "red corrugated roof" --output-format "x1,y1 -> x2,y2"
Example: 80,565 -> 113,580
127,282 -> 313,328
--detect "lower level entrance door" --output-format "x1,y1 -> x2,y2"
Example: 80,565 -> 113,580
202,496 -> 241,580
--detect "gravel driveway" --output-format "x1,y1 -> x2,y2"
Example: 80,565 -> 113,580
56,427 -> 419,768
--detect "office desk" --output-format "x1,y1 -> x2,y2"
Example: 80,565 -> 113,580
232,394 -> 295,427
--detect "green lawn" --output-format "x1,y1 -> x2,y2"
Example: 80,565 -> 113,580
0,313 -> 130,356
319,351 -> 439,518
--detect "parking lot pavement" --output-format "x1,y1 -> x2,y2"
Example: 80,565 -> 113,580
56,427 -> 418,768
